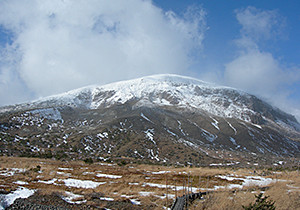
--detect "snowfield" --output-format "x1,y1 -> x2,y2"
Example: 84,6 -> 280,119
5,74 -> 271,124
38,178 -> 106,188
88,74 -> 255,122
216,175 -> 276,189
0,187 -> 35,210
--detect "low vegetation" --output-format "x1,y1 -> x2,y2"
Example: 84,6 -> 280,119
0,156 -> 299,209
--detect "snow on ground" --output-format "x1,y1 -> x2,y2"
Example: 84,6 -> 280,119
128,182 -> 139,185
147,149 -> 160,161
165,128 -> 177,137
0,168 -> 26,177
134,150 -> 145,158
138,173 -> 277,193
82,171 -> 95,175
9,74 -> 289,128
139,191 -> 175,200
252,123 -> 262,129
144,129 -> 156,145
62,178 -> 106,189
58,167 -> 73,171
56,171 -> 71,176
209,162 -> 240,166
216,174 -> 276,189
62,191 -> 86,204
121,195 -> 141,205
86,74 -> 255,122
141,113 -> 154,124
97,132 -> 109,139
286,184 -> 300,193
139,191 -> 154,196
38,178 -> 106,188
154,194 -> 176,200
151,171 -> 171,175
130,199 -> 141,205
142,182 -> 199,192
38,178 -> 58,185
177,120 -> 186,136
227,121 -> 237,135
99,197 -> 114,201
96,162 -> 116,166
121,195 -> 133,198
178,138 -> 198,148
210,117 -> 220,131
30,108 -> 63,122
0,187 -> 35,210
229,137 -> 240,148
13,181 -> 29,185
96,173 -> 122,179
192,122 -> 217,142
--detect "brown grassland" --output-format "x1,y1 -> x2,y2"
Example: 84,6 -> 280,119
0,156 -> 299,209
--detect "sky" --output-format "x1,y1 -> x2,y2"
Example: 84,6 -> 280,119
0,0 -> 299,120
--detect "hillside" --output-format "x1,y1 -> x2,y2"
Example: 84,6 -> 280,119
0,74 -> 299,166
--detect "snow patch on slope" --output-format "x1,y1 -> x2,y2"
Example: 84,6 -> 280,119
0,187 -> 35,209
141,113 -> 153,124
30,108 -> 63,122
210,117 -> 220,131
227,121 -> 237,135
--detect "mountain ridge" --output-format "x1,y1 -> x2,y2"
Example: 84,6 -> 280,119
0,74 -> 299,166
1,74 -> 298,125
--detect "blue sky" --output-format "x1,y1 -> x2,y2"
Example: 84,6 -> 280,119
154,0 -> 300,72
0,0 -> 299,119
154,0 -> 300,108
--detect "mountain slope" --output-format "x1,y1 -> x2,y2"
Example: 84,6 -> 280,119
0,74 -> 299,166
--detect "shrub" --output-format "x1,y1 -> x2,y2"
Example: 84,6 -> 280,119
84,158 -> 94,164
117,159 -> 127,166
242,193 -> 275,210
29,165 -> 41,173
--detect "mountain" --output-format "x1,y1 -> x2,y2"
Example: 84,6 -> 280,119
0,74 -> 299,167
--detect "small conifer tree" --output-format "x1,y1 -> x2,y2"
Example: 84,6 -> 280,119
242,193 -> 275,210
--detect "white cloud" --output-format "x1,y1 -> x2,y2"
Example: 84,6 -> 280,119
235,6 -> 284,41
0,0 -> 207,105
225,6 -> 300,120
225,50 -> 284,96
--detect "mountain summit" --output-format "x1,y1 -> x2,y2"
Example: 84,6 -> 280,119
0,74 -> 299,166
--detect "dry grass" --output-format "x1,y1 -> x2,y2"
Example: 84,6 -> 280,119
0,156 -> 299,209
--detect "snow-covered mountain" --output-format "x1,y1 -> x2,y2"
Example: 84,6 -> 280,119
0,74 -> 299,166
3,74 -> 299,126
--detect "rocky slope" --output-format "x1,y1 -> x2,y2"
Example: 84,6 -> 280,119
0,74 -> 299,166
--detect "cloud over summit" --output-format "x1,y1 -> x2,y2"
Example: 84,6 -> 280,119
224,6 -> 300,119
0,0 -> 207,105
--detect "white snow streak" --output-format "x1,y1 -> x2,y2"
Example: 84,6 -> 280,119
96,173 -> 122,179
210,117 -> 220,130
227,121 -> 237,135
62,191 -> 86,204
141,113 -> 154,124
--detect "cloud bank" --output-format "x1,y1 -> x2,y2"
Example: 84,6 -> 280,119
224,6 -> 300,120
0,0 -> 207,105
0,2 -> 299,121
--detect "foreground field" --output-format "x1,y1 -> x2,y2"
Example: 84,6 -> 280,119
0,156 -> 299,209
